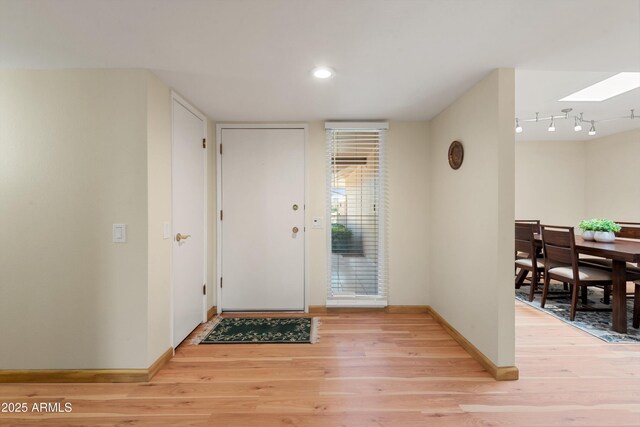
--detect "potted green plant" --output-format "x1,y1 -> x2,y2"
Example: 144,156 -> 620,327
591,218 -> 621,243
331,223 -> 353,253
578,219 -> 596,241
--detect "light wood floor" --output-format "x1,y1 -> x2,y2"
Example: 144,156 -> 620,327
1,302 -> 639,426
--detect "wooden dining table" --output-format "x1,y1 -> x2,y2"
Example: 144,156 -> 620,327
533,234 -> 640,334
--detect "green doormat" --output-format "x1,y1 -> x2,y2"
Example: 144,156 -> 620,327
199,317 -> 319,344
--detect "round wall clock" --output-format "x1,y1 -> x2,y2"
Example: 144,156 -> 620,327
448,140 -> 464,170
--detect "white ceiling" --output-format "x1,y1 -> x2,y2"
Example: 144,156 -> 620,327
1,0 -> 639,133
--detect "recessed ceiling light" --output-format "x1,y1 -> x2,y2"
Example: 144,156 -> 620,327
559,72 -> 640,102
312,66 -> 335,79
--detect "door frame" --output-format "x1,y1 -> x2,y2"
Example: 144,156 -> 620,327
171,91 -> 208,348
216,123 -> 309,314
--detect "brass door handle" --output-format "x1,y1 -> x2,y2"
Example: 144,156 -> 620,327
292,227 -> 299,233
176,233 -> 191,242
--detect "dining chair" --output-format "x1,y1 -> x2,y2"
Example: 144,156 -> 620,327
514,220 -> 541,266
515,219 -> 541,234
617,222 -> 640,239
540,225 -> 613,321
515,223 -> 544,301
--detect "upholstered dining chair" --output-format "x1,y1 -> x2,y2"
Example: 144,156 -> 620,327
515,223 -> 544,301
540,225 -> 613,321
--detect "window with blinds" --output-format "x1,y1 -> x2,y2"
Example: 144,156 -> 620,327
325,122 -> 388,307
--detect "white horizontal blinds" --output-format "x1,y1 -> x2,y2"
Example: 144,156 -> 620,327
326,124 -> 388,306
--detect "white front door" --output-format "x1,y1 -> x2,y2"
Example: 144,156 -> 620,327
220,127 -> 305,311
172,97 -> 206,347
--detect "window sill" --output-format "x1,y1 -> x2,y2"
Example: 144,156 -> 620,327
326,298 -> 388,308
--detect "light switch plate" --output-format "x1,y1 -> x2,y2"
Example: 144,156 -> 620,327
312,217 -> 323,229
163,222 -> 170,239
113,224 -> 127,243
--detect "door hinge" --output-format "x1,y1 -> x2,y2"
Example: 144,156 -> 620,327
220,277 -> 223,288
203,284 -> 206,295
219,144 -> 222,155
202,138 -> 206,149
220,210 -> 223,220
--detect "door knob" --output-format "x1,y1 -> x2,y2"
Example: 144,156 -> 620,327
176,233 -> 191,242
292,227 -> 299,233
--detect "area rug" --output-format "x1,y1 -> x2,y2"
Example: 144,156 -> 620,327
199,317 -> 319,344
515,286 -> 640,343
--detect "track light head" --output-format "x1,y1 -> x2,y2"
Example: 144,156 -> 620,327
515,118 -> 523,133
548,117 -> 555,132
588,120 -> 596,136
574,117 -> 582,132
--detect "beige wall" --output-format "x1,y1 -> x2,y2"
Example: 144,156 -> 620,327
0,69 -> 180,369
515,129 -> 640,228
0,70 -> 150,369
585,129 -> 640,221
428,69 -> 515,367
387,122 -> 430,304
306,122 -> 329,305
146,72 -> 173,365
515,140 -> 585,227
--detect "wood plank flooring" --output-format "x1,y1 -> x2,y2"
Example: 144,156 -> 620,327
1,303 -> 639,426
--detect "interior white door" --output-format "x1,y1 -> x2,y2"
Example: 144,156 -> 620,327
221,128 -> 305,311
172,99 -> 205,347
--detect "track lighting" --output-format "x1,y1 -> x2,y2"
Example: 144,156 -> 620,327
514,109 -> 634,135
515,118 -> 523,133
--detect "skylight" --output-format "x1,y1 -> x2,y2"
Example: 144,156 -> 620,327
559,72 -> 640,102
